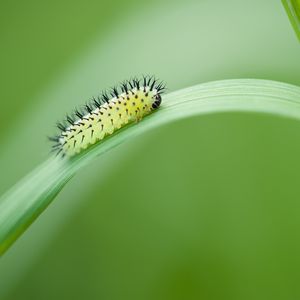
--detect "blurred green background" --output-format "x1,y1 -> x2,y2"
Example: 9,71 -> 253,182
1,0 -> 300,299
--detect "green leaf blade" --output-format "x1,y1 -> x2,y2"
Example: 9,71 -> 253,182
282,0 -> 300,41
1,79 -> 300,255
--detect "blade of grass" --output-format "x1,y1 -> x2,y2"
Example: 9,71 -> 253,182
1,78 -> 300,255
282,0 -> 300,41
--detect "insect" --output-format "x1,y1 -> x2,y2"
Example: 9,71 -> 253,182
49,76 -> 165,157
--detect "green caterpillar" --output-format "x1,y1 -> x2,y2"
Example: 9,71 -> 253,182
50,76 -> 165,157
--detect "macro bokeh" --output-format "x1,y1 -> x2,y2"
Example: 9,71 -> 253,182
1,0 -> 300,299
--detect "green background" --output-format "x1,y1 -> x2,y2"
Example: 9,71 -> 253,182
1,0 -> 300,299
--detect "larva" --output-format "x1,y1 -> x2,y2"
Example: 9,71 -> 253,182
50,76 -> 165,157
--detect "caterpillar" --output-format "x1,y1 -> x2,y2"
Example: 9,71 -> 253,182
50,76 -> 165,157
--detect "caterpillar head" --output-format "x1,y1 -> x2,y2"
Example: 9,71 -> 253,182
152,93 -> 162,109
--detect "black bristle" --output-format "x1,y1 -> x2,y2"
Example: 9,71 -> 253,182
75,109 -> 84,119
57,122 -> 66,131
85,103 -> 93,114
56,148 -> 63,156
156,81 -> 165,93
143,75 -> 147,87
93,97 -> 101,108
150,79 -> 157,90
121,82 -> 128,93
97,96 -> 103,104
128,80 -> 134,89
102,92 -> 110,103
133,78 -> 140,90
147,76 -> 153,86
66,114 -> 74,125
51,143 -> 61,148
156,82 -> 162,90
111,86 -> 119,98
48,135 -> 60,142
